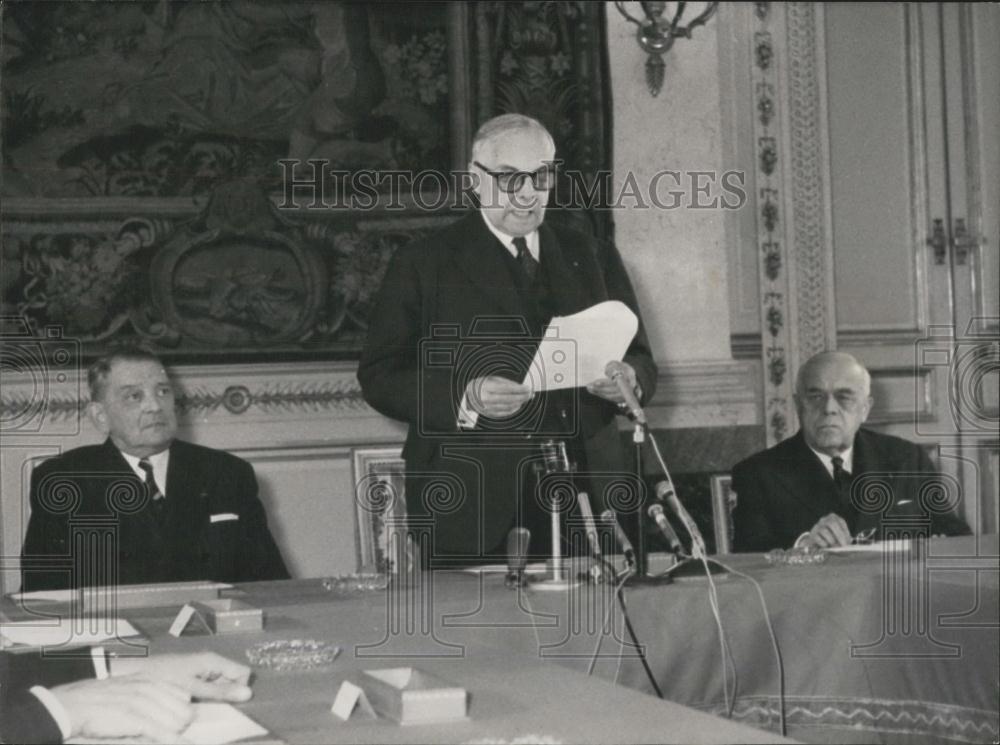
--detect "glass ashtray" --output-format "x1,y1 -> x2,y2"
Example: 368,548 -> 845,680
764,546 -> 828,566
322,573 -> 390,593
246,639 -> 341,671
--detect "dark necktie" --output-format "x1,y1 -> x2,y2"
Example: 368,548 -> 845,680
512,236 -> 539,283
831,455 -> 854,517
138,458 -> 165,514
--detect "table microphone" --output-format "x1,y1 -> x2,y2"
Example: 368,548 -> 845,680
648,480 -> 685,555
576,491 -> 603,558
659,482 -> 709,559
601,509 -> 636,570
540,439 -> 572,473
505,527 -> 531,589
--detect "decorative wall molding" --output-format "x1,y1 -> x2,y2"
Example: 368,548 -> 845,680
1,358 -> 760,434
739,2 -> 838,446
750,6 -> 797,446
785,2 -> 836,359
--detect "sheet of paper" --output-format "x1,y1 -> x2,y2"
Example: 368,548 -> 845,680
827,539 -> 912,553
460,562 -> 549,575
0,617 -> 140,648
9,581 -> 233,606
522,300 -> 638,392
68,703 -> 268,745
179,703 -> 269,745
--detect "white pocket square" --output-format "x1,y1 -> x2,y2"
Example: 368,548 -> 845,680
210,513 -> 240,523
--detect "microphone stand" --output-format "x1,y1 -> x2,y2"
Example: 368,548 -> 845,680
532,440 -> 581,591
630,414 -> 647,577
645,432 -> 728,580
610,413 -> 674,586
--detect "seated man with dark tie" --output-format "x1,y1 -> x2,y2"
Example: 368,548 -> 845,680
731,351 -> 970,551
21,348 -> 289,591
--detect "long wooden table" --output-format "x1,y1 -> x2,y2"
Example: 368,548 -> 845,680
4,574 -> 789,744
5,535 -> 997,744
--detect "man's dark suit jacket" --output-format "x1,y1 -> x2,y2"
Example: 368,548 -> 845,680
358,211 -> 657,557
21,439 -> 289,591
731,428 -> 971,552
0,650 -> 96,744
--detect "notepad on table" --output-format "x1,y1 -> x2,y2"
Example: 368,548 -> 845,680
0,617 -> 141,649
68,702 -> 268,744
827,538 -> 912,553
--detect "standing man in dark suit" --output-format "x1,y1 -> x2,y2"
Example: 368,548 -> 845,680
21,348 -> 289,591
358,113 -> 657,564
732,351 -> 970,552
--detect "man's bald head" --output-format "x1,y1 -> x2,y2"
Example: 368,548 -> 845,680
794,351 -> 873,455
795,352 -> 872,399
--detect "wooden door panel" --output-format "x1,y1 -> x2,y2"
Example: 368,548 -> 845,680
826,3 -> 933,335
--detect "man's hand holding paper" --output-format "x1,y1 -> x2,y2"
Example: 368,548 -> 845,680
523,300 -> 640,398
465,376 -> 533,419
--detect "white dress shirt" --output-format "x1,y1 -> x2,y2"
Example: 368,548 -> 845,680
808,444 -> 855,479
792,444 -> 856,547
119,448 -> 170,497
457,215 -> 541,429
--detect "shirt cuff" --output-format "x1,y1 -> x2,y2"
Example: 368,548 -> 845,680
457,393 -> 479,429
29,686 -> 73,741
793,531 -> 811,549
92,646 -> 109,679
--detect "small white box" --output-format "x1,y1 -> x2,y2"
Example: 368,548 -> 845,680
355,667 -> 467,725
189,599 -> 263,633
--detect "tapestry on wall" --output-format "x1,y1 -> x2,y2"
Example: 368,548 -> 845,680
1,1 -> 611,360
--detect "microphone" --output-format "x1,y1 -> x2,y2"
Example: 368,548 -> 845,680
604,361 -> 646,424
647,480 -> 685,555
655,479 -> 681,513
577,492 -> 614,584
601,509 -> 636,570
659,483 -> 708,559
576,491 -> 602,560
505,527 -> 531,588
540,439 -> 572,473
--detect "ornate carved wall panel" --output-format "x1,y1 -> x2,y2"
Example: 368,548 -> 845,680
729,2 -> 837,446
2,194 -> 453,359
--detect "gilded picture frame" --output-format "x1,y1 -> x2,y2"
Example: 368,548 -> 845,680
350,446 -> 407,573
709,473 -> 737,555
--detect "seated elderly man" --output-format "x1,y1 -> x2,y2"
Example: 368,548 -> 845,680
1,648 -> 252,744
731,351 -> 970,552
21,347 -> 289,591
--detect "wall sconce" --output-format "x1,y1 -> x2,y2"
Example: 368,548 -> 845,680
614,1 -> 719,96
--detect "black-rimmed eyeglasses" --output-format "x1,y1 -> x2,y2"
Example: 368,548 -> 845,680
473,160 -> 557,194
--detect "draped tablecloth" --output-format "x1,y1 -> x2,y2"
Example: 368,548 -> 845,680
4,535 -> 996,743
